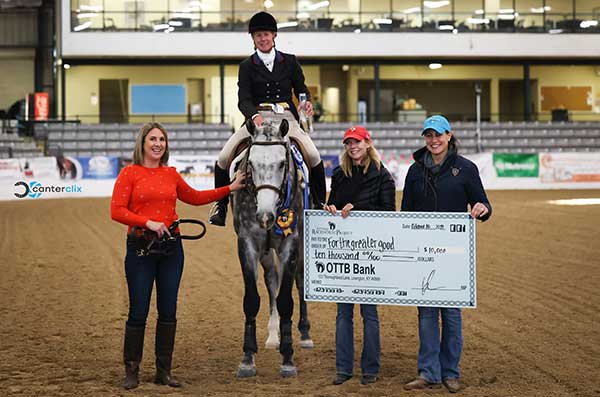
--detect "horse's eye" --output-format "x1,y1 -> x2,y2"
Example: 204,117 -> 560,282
279,161 -> 285,169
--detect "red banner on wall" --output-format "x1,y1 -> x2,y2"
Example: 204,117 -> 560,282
34,92 -> 49,121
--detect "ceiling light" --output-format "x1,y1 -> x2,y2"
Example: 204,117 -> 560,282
308,1 -> 329,11
277,21 -> 298,29
474,9 -> 484,15
153,23 -> 170,31
296,12 -> 310,19
354,28 -> 361,33
438,24 -> 454,30
548,29 -> 563,34
467,17 -> 490,25
580,20 -> 598,28
403,7 -> 421,14
373,18 -> 392,25
429,63 -> 442,70
264,0 -> 274,9
342,64 -> 350,71
76,13 -> 98,19
73,21 -> 92,31
499,8 -> 514,13
424,1 -> 449,9
498,14 -> 515,20
63,64 -> 71,69
169,20 -> 184,26
80,5 -> 103,12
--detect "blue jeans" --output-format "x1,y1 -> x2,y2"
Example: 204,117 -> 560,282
124,237 -> 184,327
335,303 -> 380,376
417,307 -> 463,383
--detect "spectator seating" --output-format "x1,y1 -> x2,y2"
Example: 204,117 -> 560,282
15,121 -> 600,160
37,122 -> 234,158
311,121 -> 600,156
0,132 -> 44,158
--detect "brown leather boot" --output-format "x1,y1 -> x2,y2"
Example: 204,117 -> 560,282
154,321 -> 182,387
443,378 -> 462,393
208,163 -> 230,227
122,324 -> 145,390
404,377 -> 442,390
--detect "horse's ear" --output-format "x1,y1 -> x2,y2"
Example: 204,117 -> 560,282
246,118 -> 256,136
279,119 -> 289,137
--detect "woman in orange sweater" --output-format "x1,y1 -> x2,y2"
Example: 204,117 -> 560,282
111,122 -> 244,389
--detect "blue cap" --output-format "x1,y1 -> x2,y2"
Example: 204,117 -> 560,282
422,115 -> 451,135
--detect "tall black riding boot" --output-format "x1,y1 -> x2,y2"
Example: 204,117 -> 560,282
309,161 -> 327,209
123,324 -> 145,390
208,162 -> 230,226
154,321 -> 182,388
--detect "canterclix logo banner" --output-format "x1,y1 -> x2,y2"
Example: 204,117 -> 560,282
13,180 -> 83,199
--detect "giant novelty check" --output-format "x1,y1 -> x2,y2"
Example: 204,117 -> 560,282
304,210 -> 476,308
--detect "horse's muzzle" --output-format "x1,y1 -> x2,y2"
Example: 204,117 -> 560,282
257,211 -> 275,230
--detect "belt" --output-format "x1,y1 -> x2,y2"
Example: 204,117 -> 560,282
257,102 -> 290,113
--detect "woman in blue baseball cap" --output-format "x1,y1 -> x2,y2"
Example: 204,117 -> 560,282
402,115 -> 492,393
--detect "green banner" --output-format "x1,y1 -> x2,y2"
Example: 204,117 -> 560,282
493,153 -> 539,177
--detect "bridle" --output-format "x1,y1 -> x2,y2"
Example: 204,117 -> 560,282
243,139 -> 292,209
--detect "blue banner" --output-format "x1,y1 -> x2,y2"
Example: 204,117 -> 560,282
78,156 -> 120,179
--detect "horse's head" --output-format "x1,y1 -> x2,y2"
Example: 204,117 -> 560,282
245,117 -> 290,229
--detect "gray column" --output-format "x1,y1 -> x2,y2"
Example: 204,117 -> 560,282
523,63 -> 531,122
374,62 -> 380,122
220,62 -> 225,124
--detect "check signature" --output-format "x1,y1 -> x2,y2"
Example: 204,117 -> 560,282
421,270 -> 445,295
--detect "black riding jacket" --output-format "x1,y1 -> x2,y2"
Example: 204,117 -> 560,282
238,50 -> 310,122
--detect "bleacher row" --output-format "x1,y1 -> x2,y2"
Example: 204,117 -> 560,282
1,121 -> 599,160
0,133 -> 42,159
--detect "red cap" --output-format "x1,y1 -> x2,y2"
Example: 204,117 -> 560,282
343,125 -> 371,143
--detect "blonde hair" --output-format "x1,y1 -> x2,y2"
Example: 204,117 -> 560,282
133,122 -> 170,165
340,138 -> 381,177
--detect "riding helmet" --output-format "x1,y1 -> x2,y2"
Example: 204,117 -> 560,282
248,11 -> 278,33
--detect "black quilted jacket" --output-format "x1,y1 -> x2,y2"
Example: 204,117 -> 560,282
327,162 -> 396,212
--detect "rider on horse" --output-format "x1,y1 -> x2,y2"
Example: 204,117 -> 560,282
209,11 -> 326,226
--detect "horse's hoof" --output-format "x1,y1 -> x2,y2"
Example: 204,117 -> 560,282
236,363 -> 257,378
280,365 -> 297,378
265,339 -> 280,350
299,339 -> 314,349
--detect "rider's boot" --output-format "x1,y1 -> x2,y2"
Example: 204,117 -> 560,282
208,162 -> 230,226
309,161 -> 326,209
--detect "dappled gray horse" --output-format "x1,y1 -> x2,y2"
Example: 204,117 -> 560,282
231,116 -> 312,378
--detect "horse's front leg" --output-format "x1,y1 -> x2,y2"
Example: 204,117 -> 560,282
237,238 -> 261,378
261,249 -> 281,349
295,262 -> 314,349
276,243 -> 298,377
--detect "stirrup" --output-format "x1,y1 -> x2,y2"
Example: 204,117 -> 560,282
208,202 -> 227,226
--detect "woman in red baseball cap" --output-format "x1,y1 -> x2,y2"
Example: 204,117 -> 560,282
323,125 -> 396,385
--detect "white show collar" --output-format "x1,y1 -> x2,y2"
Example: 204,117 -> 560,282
257,48 -> 275,72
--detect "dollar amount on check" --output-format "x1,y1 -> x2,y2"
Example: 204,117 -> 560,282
304,210 -> 476,308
